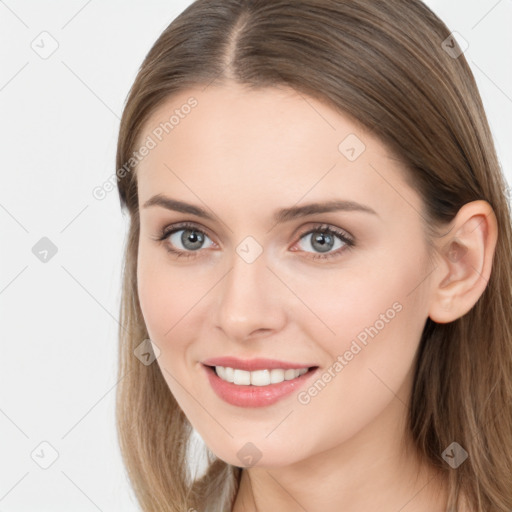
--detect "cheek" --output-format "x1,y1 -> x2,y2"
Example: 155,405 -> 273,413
137,249 -> 171,341
281,262 -> 428,456
136,244 -> 219,384
302,249 -> 428,399
287,243 -> 429,406
137,243 -> 200,340
279,246 -> 427,354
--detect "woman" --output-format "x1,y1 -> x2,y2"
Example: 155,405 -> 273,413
115,1 -> 512,510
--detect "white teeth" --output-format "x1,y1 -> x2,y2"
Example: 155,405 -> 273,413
214,366 -> 309,386
233,369 -> 251,385
224,366 -> 235,383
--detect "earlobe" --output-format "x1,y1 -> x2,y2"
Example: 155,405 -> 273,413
428,200 -> 498,324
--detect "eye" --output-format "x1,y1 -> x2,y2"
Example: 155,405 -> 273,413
153,221 -> 354,261
155,222 -> 215,258
292,223 -> 354,260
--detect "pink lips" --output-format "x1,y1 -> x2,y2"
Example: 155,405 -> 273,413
201,357 -> 319,408
201,356 -> 314,371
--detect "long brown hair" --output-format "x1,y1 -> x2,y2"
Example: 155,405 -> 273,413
115,1 -> 512,510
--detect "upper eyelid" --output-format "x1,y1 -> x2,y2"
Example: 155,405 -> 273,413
161,222 -> 214,241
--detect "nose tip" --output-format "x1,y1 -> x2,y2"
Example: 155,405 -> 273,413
213,254 -> 286,342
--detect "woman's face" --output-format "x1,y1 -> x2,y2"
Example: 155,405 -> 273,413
135,83 -> 435,468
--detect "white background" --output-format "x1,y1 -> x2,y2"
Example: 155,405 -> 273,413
0,1 -> 510,510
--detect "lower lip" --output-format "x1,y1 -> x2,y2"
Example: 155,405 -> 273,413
202,364 -> 319,408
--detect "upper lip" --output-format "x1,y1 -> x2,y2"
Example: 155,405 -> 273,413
202,356 -> 317,371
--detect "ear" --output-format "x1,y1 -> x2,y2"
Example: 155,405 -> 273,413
428,200 -> 498,323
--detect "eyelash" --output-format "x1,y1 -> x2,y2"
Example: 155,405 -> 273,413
153,221 -> 355,261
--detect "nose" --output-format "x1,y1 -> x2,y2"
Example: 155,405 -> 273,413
214,247 -> 287,342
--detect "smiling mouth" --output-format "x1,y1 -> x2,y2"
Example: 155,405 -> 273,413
204,364 -> 318,387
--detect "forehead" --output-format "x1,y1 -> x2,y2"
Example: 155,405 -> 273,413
135,84 -> 418,221
137,83 -> 377,163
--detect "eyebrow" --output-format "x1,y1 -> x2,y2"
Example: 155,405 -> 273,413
142,194 -> 378,223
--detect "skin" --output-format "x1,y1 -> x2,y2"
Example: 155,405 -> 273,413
135,83 -> 497,512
